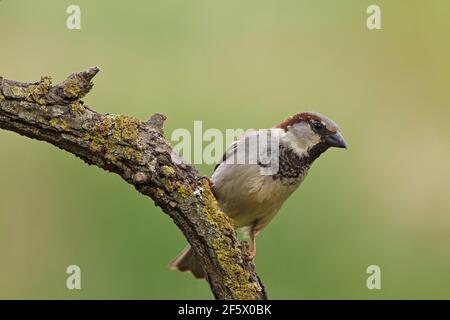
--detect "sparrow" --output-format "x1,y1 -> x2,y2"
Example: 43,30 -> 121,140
170,112 -> 347,278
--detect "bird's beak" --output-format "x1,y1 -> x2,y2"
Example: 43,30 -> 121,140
325,131 -> 347,149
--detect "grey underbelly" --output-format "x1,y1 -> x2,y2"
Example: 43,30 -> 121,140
219,197 -> 285,229
211,164 -> 303,230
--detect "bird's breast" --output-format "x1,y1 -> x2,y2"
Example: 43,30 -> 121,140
211,162 -> 306,228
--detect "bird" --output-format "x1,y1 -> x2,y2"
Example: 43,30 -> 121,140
169,112 -> 347,278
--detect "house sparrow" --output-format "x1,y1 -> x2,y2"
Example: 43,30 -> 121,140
170,112 -> 347,278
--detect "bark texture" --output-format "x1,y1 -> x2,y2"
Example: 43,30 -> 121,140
0,67 -> 267,300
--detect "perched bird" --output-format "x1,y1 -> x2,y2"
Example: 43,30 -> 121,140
170,112 -> 347,278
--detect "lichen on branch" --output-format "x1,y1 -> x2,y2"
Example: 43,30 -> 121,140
0,68 -> 267,300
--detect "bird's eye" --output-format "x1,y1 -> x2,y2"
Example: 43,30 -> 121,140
313,122 -> 324,131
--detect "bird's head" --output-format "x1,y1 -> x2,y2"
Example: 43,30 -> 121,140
276,112 -> 347,158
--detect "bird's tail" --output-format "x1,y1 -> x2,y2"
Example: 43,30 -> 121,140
169,245 -> 205,279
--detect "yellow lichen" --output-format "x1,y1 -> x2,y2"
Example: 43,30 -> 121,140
63,78 -> 81,98
112,115 -> 140,144
163,178 -> 174,192
49,118 -> 68,131
200,181 -> 260,299
27,76 -> 51,104
173,181 -> 192,198
70,101 -> 86,114
212,238 -> 259,300
161,166 -> 189,195
4,76 -> 51,105
84,132 -> 105,152
38,104 -> 48,113
201,180 -> 234,230
161,165 -> 176,177
11,86 -> 26,97
83,114 -> 143,165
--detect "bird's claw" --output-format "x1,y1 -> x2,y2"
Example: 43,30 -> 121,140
244,241 -> 255,261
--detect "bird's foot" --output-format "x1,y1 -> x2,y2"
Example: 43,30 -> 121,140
201,176 -> 214,189
244,241 -> 256,261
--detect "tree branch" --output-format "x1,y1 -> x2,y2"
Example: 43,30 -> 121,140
0,68 -> 267,300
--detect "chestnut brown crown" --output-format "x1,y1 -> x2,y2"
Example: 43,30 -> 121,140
276,112 -> 347,149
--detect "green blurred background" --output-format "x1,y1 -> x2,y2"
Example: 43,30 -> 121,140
1,0 -> 450,299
